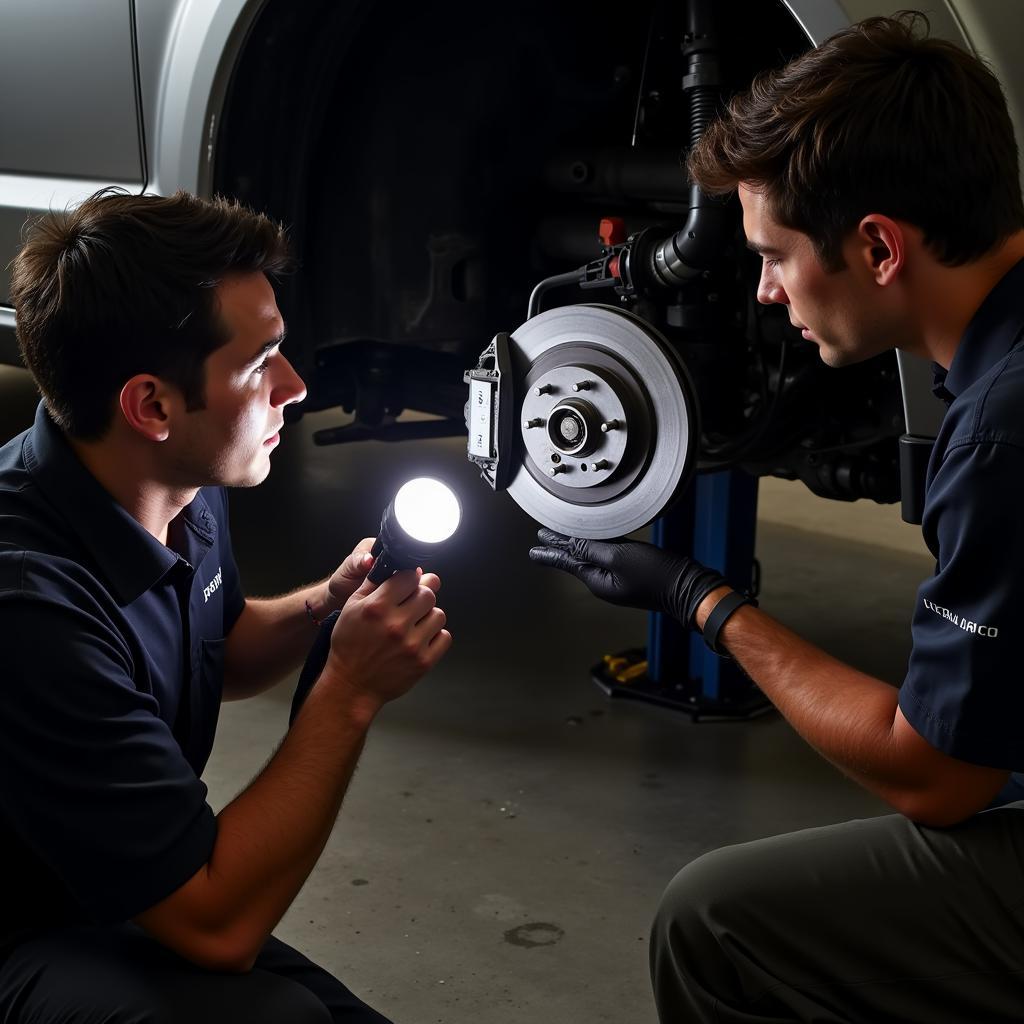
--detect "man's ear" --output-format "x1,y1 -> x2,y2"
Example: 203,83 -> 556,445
118,375 -> 178,442
857,214 -> 905,286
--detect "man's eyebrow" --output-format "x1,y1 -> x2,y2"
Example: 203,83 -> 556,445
245,327 -> 287,368
745,239 -> 782,257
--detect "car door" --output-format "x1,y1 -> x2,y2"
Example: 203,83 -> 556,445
0,0 -> 145,362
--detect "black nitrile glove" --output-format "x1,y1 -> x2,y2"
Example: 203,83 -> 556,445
529,528 -> 728,627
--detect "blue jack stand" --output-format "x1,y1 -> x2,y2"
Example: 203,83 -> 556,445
591,470 -> 772,720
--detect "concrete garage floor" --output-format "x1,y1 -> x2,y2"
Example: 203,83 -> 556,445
0,366 -> 933,1023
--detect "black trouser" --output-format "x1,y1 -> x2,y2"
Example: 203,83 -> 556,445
650,805 -> 1024,1022
0,924 -> 391,1023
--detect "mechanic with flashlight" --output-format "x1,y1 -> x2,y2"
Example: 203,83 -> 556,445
530,15 -> 1024,1023
0,191 -> 451,1023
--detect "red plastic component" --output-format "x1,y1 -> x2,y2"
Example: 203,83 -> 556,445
609,255 -> 622,280
599,216 -> 627,248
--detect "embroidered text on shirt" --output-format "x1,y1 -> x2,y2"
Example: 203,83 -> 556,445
203,567 -> 223,603
923,598 -> 998,637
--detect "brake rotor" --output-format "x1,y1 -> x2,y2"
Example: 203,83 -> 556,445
506,304 -> 697,538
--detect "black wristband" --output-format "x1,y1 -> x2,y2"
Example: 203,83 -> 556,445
702,590 -> 757,657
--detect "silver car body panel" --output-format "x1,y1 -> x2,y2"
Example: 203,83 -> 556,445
137,0 -> 264,200
0,0 -> 262,352
0,0 -> 142,313
0,0 -> 142,181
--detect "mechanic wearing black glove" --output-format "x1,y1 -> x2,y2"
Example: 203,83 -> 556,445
531,15 -> 1024,1024
528,528 -> 746,653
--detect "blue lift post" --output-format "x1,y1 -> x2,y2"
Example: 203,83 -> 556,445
591,469 -> 771,719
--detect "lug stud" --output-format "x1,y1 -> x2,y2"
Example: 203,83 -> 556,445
600,419 -> 621,432
549,464 -> 570,476
523,417 -> 544,429
571,380 -> 594,392
534,383 -> 555,396
589,459 -> 610,471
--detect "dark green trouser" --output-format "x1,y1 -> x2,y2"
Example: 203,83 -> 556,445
650,804 -> 1024,1023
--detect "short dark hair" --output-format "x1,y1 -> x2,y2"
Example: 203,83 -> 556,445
10,188 -> 292,439
688,12 -> 1024,270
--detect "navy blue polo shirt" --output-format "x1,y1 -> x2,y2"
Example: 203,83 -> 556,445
0,403 -> 245,951
899,257 -> 1024,771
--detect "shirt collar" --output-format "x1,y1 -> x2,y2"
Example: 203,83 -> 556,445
22,402 -> 217,604
942,256 -> 1024,401
930,363 -> 955,407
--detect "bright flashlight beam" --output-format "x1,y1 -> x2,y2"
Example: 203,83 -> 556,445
393,478 -> 461,544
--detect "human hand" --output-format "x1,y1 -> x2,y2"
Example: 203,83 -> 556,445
324,568 -> 451,715
528,528 -> 727,626
319,537 -> 377,616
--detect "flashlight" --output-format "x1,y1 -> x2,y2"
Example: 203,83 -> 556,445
367,477 -> 462,584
